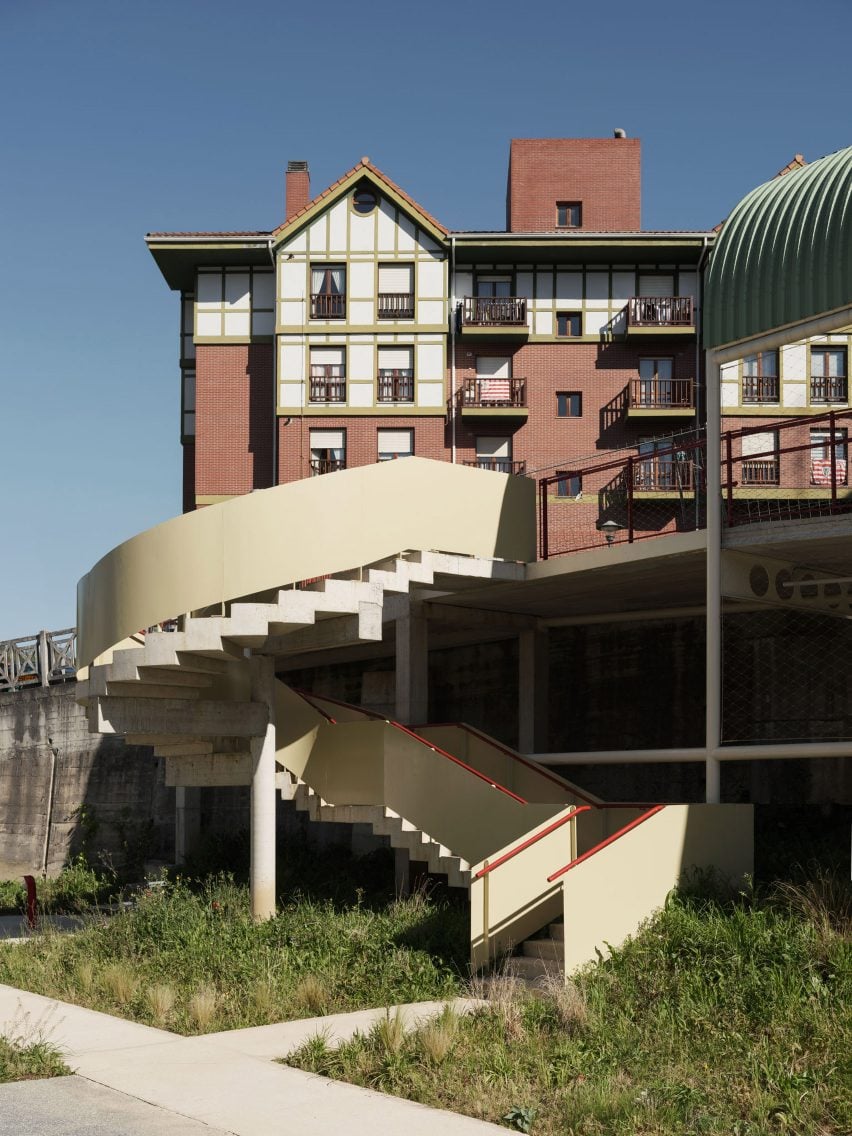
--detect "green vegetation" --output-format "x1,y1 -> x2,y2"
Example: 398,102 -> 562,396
0,854 -> 467,1034
0,1036 -> 69,1083
286,873 -> 851,1136
0,857 -> 115,916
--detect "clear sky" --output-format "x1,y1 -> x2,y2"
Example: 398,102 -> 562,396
1,0 -> 850,636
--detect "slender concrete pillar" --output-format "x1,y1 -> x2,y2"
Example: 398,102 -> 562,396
394,847 -> 410,896
395,603 -> 428,724
174,786 -> 202,865
249,655 -> 277,921
518,628 -> 549,753
705,350 -> 722,803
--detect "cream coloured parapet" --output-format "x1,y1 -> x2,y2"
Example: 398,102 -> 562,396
558,804 -> 753,973
77,459 -> 536,668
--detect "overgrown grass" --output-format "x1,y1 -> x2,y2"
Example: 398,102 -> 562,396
0,870 -> 467,1035
0,1037 -> 70,1083
287,876 -> 852,1135
0,858 -> 116,916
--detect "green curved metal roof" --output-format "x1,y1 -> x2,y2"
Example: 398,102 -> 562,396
704,147 -> 852,348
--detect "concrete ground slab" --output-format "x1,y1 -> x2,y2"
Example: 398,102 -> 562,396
0,1076 -> 231,1135
0,985 -> 504,1135
203,997 -> 482,1059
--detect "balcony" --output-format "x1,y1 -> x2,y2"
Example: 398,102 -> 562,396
624,296 -> 694,337
310,293 -> 346,320
377,293 -> 415,320
377,369 -> 414,403
741,458 -> 780,486
811,376 -> 848,403
743,375 -> 780,404
627,378 -> 695,417
454,377 -> 528,421
458,297 -> 529,338
632,457 -> 693,492
309,366 -> 346,403
463,458 -> 527,475
310,458 -> 346,476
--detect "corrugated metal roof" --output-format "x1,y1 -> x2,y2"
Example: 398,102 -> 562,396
704,147 -> 852,348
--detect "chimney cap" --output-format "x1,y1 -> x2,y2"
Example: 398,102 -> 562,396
613,128 -> 627,139
287,160 -> 308,172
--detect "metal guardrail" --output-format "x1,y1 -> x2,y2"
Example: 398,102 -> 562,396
0,628 -> 77,692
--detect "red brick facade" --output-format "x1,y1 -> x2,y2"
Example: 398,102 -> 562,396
195,344 -> 274,497
507,138 -> 641,232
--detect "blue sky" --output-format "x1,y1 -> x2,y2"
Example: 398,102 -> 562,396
1,0 -> 850,636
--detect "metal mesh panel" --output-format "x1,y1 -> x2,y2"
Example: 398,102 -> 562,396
722,609 -> 851,743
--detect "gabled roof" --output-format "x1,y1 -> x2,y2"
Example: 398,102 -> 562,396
705,146 -> 852,348
272,159 -> 448,245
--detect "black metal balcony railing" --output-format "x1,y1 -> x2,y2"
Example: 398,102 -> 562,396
463,458 -> 527,475
377,293 -> 415,319
626,296 -> 693,328
741,457 -> 780,485
309,365 -> 346,403
458,377 -> 527,409
310,458 -> 346,476
310,293 -> 346,319
810,375 -> 848,402
377,369 -> 414,402
628,378 -> 694,409
742,375 -> 780,403
460,297 -> 527,326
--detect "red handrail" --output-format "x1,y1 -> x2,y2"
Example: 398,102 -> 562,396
292,690 -> 528,805
290,687 -> 337,724
474,806 -> 591,879
546,805 -> 664,882
415,721 -> 600,804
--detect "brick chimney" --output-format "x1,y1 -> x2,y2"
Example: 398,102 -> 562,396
285,161 -> 310,221
506,137 -> 641,232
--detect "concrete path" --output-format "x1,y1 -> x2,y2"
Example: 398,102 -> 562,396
0,985 -> 502,1135
0,914 -> 84,941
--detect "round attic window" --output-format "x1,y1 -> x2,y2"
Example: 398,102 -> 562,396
352,186 -> 377,215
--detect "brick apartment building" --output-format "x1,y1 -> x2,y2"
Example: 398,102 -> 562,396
147,135 -> 708,527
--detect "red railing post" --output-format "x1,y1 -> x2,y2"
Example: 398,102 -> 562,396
829,410 -> 837,509
724,432 -> 734,526
626,457 -> 634,542
23,874 -> 37,930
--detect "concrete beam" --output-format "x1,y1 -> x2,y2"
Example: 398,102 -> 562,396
165,753 -> 253,786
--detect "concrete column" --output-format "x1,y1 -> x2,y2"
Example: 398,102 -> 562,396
394,847 -> 410,897
705,350 -> 722,804
518,628 -> 549,752
249,655 -> 277,921
174,786 -> 202,865
395,603 -> 428,724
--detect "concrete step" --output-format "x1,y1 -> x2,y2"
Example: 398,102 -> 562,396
504,955 -> 562,982
521,939 -> 564,962
548,921 -> 564,941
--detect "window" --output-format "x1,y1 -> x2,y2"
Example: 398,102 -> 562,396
378,263 -> 414,319
556,202 -> 582,228
811,347 -> 847,402
310,264 -> 346,319
310,430 -> 346,476
741,430 -> 779,485
556,311 -> 582,337
474,435 -> 521,474
475,275 -> 513,298
557,392 -> 582,418
556,472 -> 582,498
377,346 -> 414,402
309,347 -> 346,403
742,351 -> 779,403
181,369 -> 195,439
352,184 -> 377,214
636,358 -> 674,407
378,429 -> 414,461
811,428 -> 848,486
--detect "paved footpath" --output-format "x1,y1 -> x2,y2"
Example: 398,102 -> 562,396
0,984 -> 501,1135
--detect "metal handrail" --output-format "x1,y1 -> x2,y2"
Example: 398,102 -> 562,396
547,806 -> 664,882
